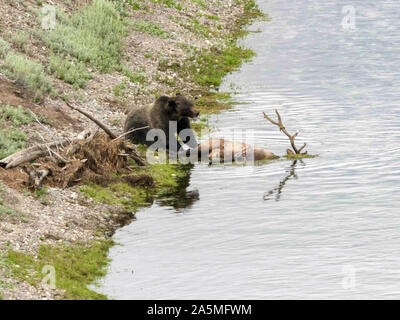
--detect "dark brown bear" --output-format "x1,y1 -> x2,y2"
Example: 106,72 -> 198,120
124,94 -> 199,152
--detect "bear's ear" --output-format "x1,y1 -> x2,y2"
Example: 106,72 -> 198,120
176,92 -> 182,96
167,98 -> 177,112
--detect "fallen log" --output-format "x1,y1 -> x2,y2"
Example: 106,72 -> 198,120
0,140 -> 69,169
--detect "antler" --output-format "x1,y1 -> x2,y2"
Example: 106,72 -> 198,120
263,109 -> 307,155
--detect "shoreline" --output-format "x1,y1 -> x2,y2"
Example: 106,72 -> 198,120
0,0 -> 264,300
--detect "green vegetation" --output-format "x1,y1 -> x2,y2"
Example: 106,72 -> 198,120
112,80 -> 128,97
0,130 -> 27,160
130,20 -> 168,38
197,12 -> 220,20
49,55 -> 93,89
0,249 -> 14,297
80,181 -> 150,211
150,0 -> 182,10
34,187 -> 49,205
11,31 -> 28,53
0,105 -> 35,159
40,0 -> 128,73
113,0 -> 147,12
191,0 -> 207,9
6,241 -> 113,300
191,115 -> 210,135
0,38 -> 10,58
188,45 -> 255,88
1,53 -> 55,101
0,184 -> 22,221
0,105 -> 34,127
181,18 -> 214,38
80,164 -> 189,212
0,198 -> 16,217
120,65 -> 147,84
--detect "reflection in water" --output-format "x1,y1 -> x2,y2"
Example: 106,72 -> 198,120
263,160 -> 304,201
156,164 -> 200,211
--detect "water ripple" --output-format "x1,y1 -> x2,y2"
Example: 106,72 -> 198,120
100,0 -> 400,299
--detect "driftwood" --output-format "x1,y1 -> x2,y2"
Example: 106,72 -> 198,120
263,109 -> 307,156
0,140 -> 69,169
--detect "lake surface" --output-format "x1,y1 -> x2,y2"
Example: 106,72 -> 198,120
99,0 -> 400,299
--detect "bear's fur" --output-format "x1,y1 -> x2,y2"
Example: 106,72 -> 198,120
124,94 -> 199,151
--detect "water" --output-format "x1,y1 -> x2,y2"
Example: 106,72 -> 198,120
99,0 -> 400,299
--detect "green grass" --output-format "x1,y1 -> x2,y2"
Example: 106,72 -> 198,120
113,0 -> 147,12
40,0 -> 128,73
80,181 -> 150,211
151,0 -> 182,10
0,250 -> 14,296
197,12 -> 220,21
191,0 -> 207,9
80,164 -> 188,212
120,65 -> 147,84
10,31 -> 28,53
0,198 -> 16,217
0,129 -> 27,159
0,37 -> 10,58
182,18 -> 214,38
6,241 -> 113,300
187,45 -> 255,88
49,55 -> 93,89
130,20 -> 168,38
0,104 -> 35,127
112,80 -> 128,97
1,53 -> 55,101
191,115 -> 210,135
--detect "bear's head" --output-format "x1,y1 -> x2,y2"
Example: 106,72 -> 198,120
167,94 -> 200,119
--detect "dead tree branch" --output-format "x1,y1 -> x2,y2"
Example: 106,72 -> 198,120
0,140 -> 69,169
263,109 -> 307,155
113,126 -> 149,142
65,102 -> 146,165
65,101 -> 117,139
